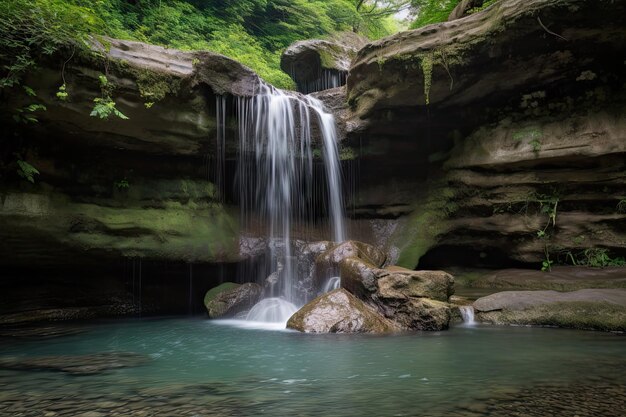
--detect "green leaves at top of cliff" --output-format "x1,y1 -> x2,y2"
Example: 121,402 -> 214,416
0,0 -> 102,89
0,0 -> 406,90
410,0 -> 460,28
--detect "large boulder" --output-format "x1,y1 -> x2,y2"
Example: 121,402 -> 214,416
376,298 -> 452,331
204,283 -> 263,318
339,257 -> 454,331
315,240 -> 385,281
281,32 -> 367,94
286,289 -> 396,333
376,267 -> 455,302
473,288 -> 626,331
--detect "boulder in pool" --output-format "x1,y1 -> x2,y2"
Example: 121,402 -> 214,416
203,282 -> 262,319
339,259 -> 454,331
474,288 -> 626,331
315,240 -> 386,289
286,289 -> 396,333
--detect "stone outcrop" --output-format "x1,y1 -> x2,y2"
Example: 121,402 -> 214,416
288,239 -> 454,333
203,283 -> 262,318
286,289 -> 396,333
0,37 -> 268,271
473,288 -> 626,331
343,0 -> 626,269
281,32 -> 367,94
339,257 -> 454,331
315,240 -> 386,289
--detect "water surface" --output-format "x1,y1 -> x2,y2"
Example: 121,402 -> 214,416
0,318 -> 624,416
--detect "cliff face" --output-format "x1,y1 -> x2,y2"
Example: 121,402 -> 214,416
1,0 -> 625,321
1,38 -> 267,269
342,0 -> 626,269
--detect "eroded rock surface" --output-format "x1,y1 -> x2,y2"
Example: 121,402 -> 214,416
344,0 -> 626,270
286,289 -> 396,333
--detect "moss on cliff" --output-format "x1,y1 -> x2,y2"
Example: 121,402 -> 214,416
393,185 -> 457,269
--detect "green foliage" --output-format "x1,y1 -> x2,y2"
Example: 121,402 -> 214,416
1,1 -> 406,90
90,74 -> 128,120
421,54 -> 433,105
16,160 -> 40,183
541,258 -> 553,272
467,0 -> 498,14
578,249 -> 625,268
90,97 -> 128,120
411,0 -> 460,29
529,139 -> 542,153
13,104 -> 47,124
56,83 -> 68,101
114,179 -> 130,190
0,0 -> 103,88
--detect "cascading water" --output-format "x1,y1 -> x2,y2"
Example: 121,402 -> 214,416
459,306 -> 475,325
322,276 -> 341,293
233,82 -> 346,325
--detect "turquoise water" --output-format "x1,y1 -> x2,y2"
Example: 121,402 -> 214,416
1,319 -> 625,416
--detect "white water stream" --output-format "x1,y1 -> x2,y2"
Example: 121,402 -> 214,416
459,306 -> 475,325
232,82 -> 346,324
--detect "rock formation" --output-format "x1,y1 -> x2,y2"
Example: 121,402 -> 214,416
342,0 -> 626,270
281,32 -> 367,94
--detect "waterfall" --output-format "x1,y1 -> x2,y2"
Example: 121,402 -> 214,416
234,82 -> 345,324
322,276 -> 341,293
459,306 -> 475,325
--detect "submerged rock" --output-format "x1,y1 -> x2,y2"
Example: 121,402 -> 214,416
203,283 -> 262,319
0,352 -> 149,375
286,289 -> 396,333
474,288 -> 626,331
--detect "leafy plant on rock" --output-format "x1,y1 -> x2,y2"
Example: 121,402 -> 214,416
16,159 -> 40,183
90,74 -> 128,120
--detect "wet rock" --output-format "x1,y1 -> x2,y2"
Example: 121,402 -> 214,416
339,257 -> 380,298
339,258 -> 454,331
0,352 -> 149,375
203,282 -> 263,319
377,297 -> 451,331
473,288 -> 626,331
315,240 -> 386,290
474,288 -> 626,312
286,289 -> 396,333
376,267 -> 454,303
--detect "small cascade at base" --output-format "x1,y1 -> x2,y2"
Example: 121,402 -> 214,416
322,276 -> 341,293
245,298 -> 299,324
459,306 -> 475,325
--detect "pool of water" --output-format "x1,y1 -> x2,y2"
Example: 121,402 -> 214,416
0,318 -> 624,416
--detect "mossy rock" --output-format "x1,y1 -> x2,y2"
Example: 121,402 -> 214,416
203,283 -> 262,319
203,282 -> 240,308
